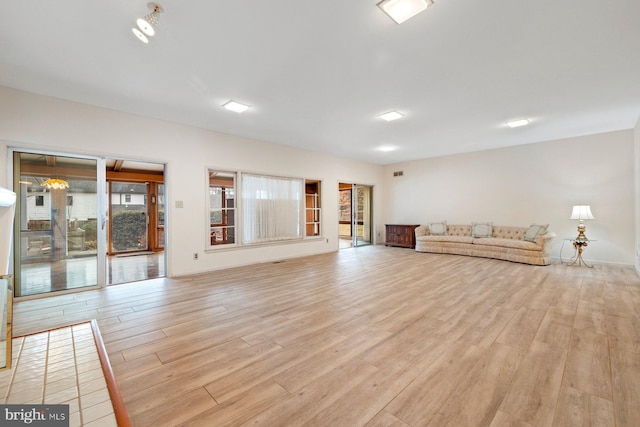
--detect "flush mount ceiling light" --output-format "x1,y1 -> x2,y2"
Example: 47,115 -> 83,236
506,118 -> 530,128
223,100 -> 251,113
132,2 -> 164,43
378,0 -> 434,24
377,145 -> 398,152
378,110 -> 404,122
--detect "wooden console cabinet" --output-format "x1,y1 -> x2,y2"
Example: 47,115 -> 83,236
385,224 -> 420,248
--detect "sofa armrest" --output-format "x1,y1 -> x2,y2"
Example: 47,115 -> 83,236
415,225 -> 430,237
536,231 -> 556,255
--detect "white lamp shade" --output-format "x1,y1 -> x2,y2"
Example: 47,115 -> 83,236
570,205 -> 595,220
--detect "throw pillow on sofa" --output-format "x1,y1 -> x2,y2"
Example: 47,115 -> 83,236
471,222 -> 493,238
428,221 -> 448,236
523,223 -> 549,242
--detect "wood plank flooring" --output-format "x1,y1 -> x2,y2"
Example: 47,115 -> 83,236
12,246 -> 640,426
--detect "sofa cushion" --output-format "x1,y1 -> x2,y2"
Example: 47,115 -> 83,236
428,221 -> 447,236
417,235 -> 475,244
523,224 -> 549,242
493,226 -> 527,240
471,222 -> 493,238
473,237 -> 541,250
447,225 -> 472,236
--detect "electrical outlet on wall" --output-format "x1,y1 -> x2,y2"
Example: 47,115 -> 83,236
193,253 -> 198,260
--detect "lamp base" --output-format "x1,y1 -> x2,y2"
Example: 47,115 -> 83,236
575,221 -> 588,242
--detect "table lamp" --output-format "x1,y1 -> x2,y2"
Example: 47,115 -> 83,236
570,205 -> 594,242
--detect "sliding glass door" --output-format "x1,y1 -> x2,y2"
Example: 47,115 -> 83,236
353,184 -> 372,247
11,151 -> 167,296
13,152 -> 104,297
109,182 -> 149,253
338,183 -> 372,248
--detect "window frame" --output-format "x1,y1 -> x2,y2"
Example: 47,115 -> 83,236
206,168 -> 322,251
304,180 -> 321,237
206,170 -> 237,249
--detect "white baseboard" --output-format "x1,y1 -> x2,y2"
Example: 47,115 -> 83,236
550,256 -> 634,269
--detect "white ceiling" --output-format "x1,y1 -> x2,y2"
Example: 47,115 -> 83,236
1,0 -> 639,165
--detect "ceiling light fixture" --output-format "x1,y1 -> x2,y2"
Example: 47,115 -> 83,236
41,178 -> 69,190
132,2 -> 164,43
378,0 -> 434,24
506,118 -> 530,128
223,100 -> 251,113
379,110 -> 404,122
377,145 -> 398,152
132,28 -> 149,44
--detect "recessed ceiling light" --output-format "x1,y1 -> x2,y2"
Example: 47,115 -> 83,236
379,110 -> 404,122
506,118 -> 530,128
377,0 -> 434,24
377,145 -> 398,152
223,100 -> 251,113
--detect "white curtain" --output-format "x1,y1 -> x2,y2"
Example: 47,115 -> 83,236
241,174 -> 303,244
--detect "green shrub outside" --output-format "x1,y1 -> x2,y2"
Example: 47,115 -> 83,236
111,210 -> 147,251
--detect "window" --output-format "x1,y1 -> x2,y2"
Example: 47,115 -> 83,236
305,180 -> 321,236
207,170 -> 322,248
208,171 -> 236,246
35,195 -> 44,206
241,174 -> 303,244
124,194 -> 131,203
66,196 -> 73,206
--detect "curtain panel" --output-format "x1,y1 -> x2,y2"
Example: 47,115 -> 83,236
241,174 -> 303,244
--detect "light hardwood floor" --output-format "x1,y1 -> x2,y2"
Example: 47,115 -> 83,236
13,246 -> 640,426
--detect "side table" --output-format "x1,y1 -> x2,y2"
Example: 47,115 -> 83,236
565,238 -> 596,268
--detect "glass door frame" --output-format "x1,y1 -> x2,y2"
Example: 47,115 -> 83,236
9,148 -> 108,297
352,184 -> 372,247
338,182 -> 373,248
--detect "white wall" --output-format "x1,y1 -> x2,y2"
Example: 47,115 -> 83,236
383,130 -> 636,266
635,116 -> 640,274
0,86 -> 385,277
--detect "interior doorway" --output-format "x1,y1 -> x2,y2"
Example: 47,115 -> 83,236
338,182 -> 373,249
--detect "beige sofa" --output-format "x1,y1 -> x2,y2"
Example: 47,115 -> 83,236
415,224 -> 555,265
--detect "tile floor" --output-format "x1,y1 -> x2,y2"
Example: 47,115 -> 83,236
0,322 -> 117,427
